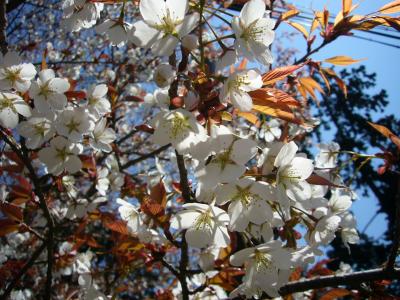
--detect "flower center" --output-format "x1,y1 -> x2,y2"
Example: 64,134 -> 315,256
168,112 -> 192,139
211,149 -> 235,171
153,9 -> 182,36
228,73 -> 251,92
194,210 -> 213,231
0,96 -> 16,112
233,185 -> 259,206
55,146 -> 70,162
4,67 -> 22,84
39,82 -> 52,98
254,250 -> 272,272
34,122 -> 47,137
240,19 -> 266,42
65,119 -> 81,134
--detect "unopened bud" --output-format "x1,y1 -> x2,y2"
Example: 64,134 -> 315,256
182,34 -> 199,51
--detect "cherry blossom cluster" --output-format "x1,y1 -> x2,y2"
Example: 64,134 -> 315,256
0,50 -> 116,176
0,0 -> 365,299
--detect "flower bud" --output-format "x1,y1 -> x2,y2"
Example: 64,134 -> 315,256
182,34 -> 198,51
171,96 -> 184,108
184,91 -> 199,110
153,64 -> 176,88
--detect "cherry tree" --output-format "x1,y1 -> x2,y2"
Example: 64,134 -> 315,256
0,0 -> 399,299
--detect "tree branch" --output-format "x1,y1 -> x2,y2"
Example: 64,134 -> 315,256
0,0 -> 8,54
175,152 -> 192,203
121,144 -> 171,170
279,268 -> 400,296
385,178 -> 400,270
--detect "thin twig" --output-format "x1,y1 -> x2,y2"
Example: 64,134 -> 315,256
121,144 -> 171,170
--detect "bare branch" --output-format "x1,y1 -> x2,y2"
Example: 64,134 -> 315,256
279,268 -> 400,296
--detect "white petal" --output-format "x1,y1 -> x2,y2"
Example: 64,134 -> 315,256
274,141 -> 298,168
231,138 -> 257,165
177,13 -> 199,37
49,78 -> 70,93
131,20 -> 161,48
152,35 -> 179,56
230,90 -> 253,112
166,0 -> 188,21
240,0 -> 266,26
170,210 -> 200,230
140,0 -> 167,26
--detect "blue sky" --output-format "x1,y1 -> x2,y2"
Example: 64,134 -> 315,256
279,0 -> 400,239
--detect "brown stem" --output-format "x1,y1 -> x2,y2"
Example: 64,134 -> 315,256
279,267 -> 400,296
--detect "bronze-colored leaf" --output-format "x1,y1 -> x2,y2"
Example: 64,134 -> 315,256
379,0 -> 400,14
368,121 -> 400,149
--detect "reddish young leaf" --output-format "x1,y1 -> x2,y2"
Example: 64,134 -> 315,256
65,90 -> 87,100
0,219 -> 20,237
368,121 -> 400,149
320,288 -> 352,300
262,63 -> 306,85
0,202 -> 23,222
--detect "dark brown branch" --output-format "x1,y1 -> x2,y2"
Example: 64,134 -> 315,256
279,268 -> 400,296
6,0 -> 25,13
0,0 -> 8,54
121,144 -> 171,170
178,232 -> 190,300
1,242 -> 47,299
175,152 -> 192,203
386,178 -> 400,270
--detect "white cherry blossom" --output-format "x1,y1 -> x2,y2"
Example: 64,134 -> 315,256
0,51 -> 36,93
62,0 -> 104,32
18,113 -> 54,149
132,0 -> 200,56
232,0 -> 275,65
117,198 -> 142,234
153,64 -> 176,88
170,203 -> 230,248
315,142 -> 340,168
274,141 -> 314,216
221,69 -> 262,112
96,19 -> 132,47
89,118 -> 116,153
259,119 -> 281,142
86,84 -> 110,119
0,92 -> 31,129
38,136 -> 82,175
230,240 -> 293,297
215,177 -> 276,232
197,125 -> 257,187
29,69 -> 70,116
151,108 -> 208,154
56,107 -> 94,142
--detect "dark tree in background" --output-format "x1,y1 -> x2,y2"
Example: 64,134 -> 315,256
312,66 -> 400,271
